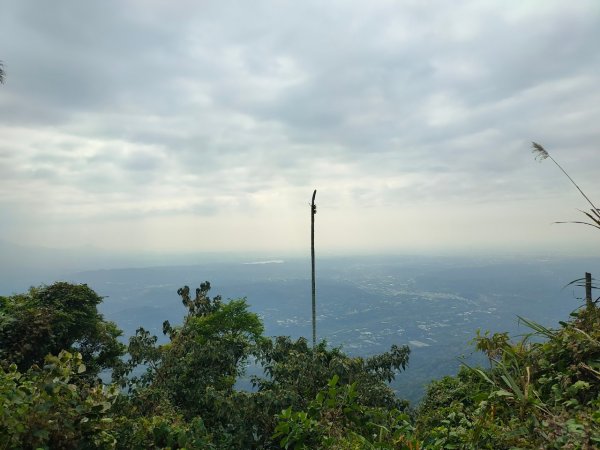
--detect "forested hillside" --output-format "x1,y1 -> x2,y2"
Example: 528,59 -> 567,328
1,279 -> 599,449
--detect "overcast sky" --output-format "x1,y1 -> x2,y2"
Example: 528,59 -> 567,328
1,1 -> 600,257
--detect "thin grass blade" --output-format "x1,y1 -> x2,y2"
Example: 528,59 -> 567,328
517,316 -> 556,338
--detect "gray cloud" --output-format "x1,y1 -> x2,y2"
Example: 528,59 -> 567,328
1,0 -> 599,253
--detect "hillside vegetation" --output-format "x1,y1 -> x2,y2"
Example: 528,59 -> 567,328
1,279 -> 599,449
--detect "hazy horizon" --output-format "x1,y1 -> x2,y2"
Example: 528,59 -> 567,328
2,236 -> 600,296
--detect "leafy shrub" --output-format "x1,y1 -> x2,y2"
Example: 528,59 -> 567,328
0,351 -> 119,449
273,375 -> 419,449
415,304 -> 600,449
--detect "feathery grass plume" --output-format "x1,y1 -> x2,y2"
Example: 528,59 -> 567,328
531,142 -> 600,230
531,142 -> 548,161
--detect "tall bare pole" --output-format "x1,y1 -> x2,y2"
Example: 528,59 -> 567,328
311,189 -> 317,349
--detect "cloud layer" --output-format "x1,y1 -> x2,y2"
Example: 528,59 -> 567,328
1,1 -> 600,254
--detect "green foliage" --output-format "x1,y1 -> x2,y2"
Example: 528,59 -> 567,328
115,282 -> 411,448
0,282 -> 125,377
6,276 -> 598,449
112,409 -> 216,449
273,375 -> 420,449
255,336 -> 410,410
0,351 -> 119,449
112,326 -> 161,391
238,336 -> 410,448
116,282 -> 268,447
416,303 -> 600,449
155,283 -> 264,416
0,350 -> 216,449
471,329 -> 510,366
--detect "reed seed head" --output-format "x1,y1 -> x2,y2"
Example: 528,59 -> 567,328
531,142 -> 549,161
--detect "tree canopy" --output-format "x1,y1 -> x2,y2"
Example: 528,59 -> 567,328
2,278 -> 598,448
0,282 -> 124,377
